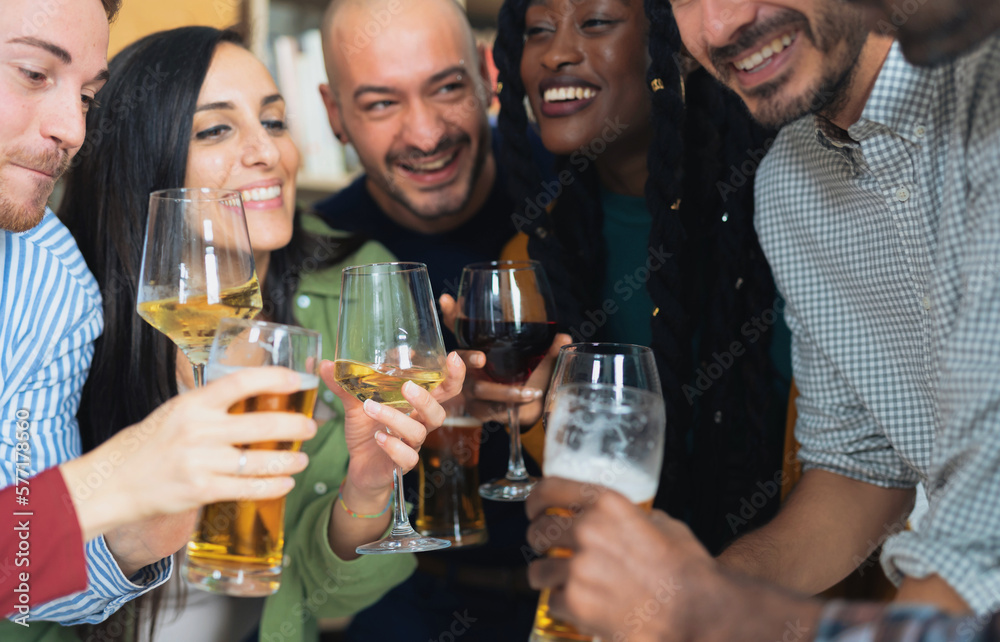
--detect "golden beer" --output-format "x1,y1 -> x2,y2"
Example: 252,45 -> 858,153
333,359 -> 444,410
415,416 -> 488,547
531,455 -> 659,642
137,276 -> 262,364
185,379 -> 318,596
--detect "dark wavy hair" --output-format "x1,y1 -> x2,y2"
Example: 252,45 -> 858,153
58,26 -> 359,640
494,0 -> 783,553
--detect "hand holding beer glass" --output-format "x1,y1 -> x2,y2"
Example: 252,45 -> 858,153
530,383 -> 666,642
136,188 -> 262,387
183,319 -> 321,596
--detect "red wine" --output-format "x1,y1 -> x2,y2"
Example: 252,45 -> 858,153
455,318 -> 557,384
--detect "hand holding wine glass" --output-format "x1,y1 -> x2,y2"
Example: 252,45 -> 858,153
454,261 -> 558,501
332,262 -> 453,554
136,188 -> 262,387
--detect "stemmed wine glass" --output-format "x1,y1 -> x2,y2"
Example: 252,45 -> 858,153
136,188 -> 262,387
455,260 -> 557,501
333,262 -> 451,554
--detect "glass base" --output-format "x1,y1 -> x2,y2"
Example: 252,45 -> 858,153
182,554 -> 281,597
356,533 -> 452,555
479,476 -> 539,502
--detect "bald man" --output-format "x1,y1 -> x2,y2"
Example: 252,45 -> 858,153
313,2 -> 543,640
314,0 -> 518,307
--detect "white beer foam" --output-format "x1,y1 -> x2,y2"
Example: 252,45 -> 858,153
206,364 -> 319,391
544,453 -> 657,505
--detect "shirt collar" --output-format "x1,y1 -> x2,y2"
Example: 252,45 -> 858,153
814,41 -> 939,148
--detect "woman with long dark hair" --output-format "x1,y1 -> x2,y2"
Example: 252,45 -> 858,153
49,26 -> 462,642
493,0 -> 791,554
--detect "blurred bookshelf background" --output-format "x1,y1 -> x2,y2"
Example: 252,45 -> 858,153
109,0 -> 502,202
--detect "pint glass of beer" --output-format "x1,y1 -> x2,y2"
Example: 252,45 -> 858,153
183,319 -> 321,596
530,383 -> 666,642
415,413 -> 488,547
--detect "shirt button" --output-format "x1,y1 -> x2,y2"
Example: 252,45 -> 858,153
323,389 -> 335,403
915,125 -> 926,137
922,296 -> 932,310
297,295 -> 311,309
895,187 -> 910,202
314,482 -> 328,495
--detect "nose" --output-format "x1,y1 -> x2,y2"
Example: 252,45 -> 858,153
401,98 -> 447,153
540,24 -> 584,71
38,89 -> 87,152
242,127 -> 280,169
696,0 -> 757,53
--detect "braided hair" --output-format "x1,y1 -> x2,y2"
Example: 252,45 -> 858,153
494,0 -> 783,553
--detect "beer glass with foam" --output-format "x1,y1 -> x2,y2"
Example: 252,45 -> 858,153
530,383 -> 666,642
183,318 -> 321,596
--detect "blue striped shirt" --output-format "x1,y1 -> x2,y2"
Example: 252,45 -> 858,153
756,37 -> 1000,616
1,209 -> 171,625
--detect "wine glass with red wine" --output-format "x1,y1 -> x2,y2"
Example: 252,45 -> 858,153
455,260 -> 558,501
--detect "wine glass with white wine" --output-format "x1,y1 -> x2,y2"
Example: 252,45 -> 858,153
333,262 -> 451,554
136,188 -> 262,387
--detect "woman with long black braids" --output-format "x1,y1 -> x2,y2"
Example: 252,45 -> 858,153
494,0 -> 791,554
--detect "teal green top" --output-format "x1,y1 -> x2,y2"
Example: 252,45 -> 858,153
0,217 -> 413,642
598,187 -> 655,347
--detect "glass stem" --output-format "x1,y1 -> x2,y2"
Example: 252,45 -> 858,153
505,402 -> 529,481
389,466 -> 416,536
192,363 -> 206,388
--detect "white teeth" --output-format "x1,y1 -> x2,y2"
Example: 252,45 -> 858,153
404,151 -> 456,172
241,185 -> 281,203
735,31 -> 797,72
543,86 -> 597,103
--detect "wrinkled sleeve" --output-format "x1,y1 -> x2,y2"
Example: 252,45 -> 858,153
815,601 -> 986,642
785,300 -> 919,489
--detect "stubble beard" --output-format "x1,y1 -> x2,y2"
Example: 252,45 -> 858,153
711,4 -> 870,130
376,121 -> 490,222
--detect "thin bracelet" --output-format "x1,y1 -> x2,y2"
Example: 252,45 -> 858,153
337,481 -> 392,519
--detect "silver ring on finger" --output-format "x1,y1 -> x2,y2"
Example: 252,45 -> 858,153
236,449 -> 248,476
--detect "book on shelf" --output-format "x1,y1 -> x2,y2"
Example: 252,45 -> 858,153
271,29 -> 354,191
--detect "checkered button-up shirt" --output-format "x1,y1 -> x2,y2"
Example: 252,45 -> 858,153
755,37 -> 1000,615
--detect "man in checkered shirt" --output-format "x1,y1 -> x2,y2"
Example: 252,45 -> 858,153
679,0 -> 1000,617
520,1 -> 1000,641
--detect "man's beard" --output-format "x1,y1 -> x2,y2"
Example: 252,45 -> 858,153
375,123 -> 489,222
0,147 -> 68,233
708,4 -> 870,129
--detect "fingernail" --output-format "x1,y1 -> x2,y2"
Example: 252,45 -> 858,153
295,452 -> 309,467
449,351 -> 461,365
363,399 -> 381,416
374,431 -> 388,445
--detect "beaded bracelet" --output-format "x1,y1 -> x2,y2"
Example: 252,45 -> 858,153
337,481 -> 392,519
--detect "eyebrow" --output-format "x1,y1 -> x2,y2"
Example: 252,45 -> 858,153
195,94 -> 284,113
352,66 -> 469,102
8,36 -> 70,63
8,36 -> 109,83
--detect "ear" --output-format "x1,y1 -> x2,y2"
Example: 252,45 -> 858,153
319,83 -> 348,144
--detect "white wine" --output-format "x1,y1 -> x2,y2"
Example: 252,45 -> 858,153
333,360 -> 444,410
137,276 -> 262,364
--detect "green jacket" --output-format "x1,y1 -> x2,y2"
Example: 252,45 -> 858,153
0,222 -> 413,642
